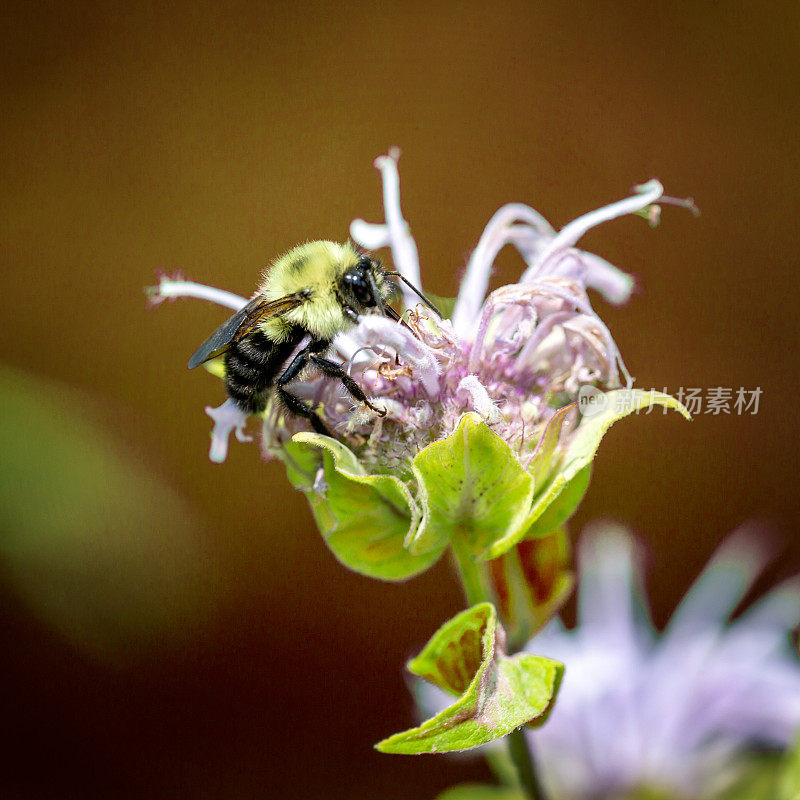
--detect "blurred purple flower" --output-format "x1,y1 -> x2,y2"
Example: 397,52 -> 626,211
420,524 -> 800,799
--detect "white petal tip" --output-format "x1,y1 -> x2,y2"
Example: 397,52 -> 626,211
204,399 -> 251,464
375,147 -> 401,168
633,179 -> 665,196
208,442 -> 228,463
350,219 -> 390,249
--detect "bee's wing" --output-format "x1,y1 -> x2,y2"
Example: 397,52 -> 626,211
187,293 -> 306,369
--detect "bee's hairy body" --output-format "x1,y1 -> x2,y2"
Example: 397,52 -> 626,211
223,326 -> 305,415
190,241 -> 398,436
259,241 -> 381,343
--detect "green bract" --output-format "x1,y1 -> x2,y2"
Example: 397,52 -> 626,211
410,413 -> 535,557
490,526 -> 574,651
282,437 -> 435,581
283,390 -> 690,581
375,603 -> 563,754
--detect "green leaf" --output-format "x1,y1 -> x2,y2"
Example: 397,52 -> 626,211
778,732 -> 800,800
375,603 -> 563,754
622,789 -> 682,800
485,390 -> 690,558
435,785 -> 523,800
406,601 -> 491,697
286,433 -> 444,581
523,465 -> 591,540
529,404 -> 574,490
409,413 -> 535,558
709,736 -> 800,800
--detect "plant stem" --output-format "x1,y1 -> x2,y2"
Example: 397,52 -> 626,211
449,533 -> 550,800
450,529 -> 496,607
507,728 -> 547,800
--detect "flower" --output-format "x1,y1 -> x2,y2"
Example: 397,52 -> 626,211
151,150 -> 688,468
419,524 -> 800,799
151,152 -> 692,579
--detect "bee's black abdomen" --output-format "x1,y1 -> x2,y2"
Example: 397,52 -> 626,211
224,328 -> 304,415
234,332 -> 279,366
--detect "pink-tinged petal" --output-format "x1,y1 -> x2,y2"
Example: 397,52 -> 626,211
467,282 -> 542,374
355,316 -> 441,397
455,375 -> 502,424
452,203 -> 555,335
574,525 -> 649,652
662,524 -> 773,638
570,251 -> 635,305
348,219 -> 390,250
531,180 -> 665,271
522,278 -> 632,387
522,248 -> 635,306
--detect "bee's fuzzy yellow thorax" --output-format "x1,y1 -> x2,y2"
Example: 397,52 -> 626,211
259,241 -> 362,342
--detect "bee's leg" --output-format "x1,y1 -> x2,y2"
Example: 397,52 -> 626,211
276,344 -> 333,436
276,386 -> 332,437
308,355 -> 386,417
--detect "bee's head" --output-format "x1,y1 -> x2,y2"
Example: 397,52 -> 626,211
339,249 -> 439,331
340,255 -> 397,315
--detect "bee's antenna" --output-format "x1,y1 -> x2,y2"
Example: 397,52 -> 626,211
383,272 -> 441,317
367,269 -> 415,333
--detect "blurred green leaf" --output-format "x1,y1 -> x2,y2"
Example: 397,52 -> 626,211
711,753 -> 782,800
375,603 -> 563,754
0,365 -> 217,664
778,733 -> 800,800
622,789 -> 681,800
420,293 -> 458,320
435,785 -> 523,800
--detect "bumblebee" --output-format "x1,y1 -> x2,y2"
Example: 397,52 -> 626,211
188,241 -> 434,437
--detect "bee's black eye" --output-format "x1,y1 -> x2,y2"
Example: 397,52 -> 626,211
343,265 -> 375,307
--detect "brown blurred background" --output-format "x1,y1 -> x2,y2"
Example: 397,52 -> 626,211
1,1 -> 798,797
